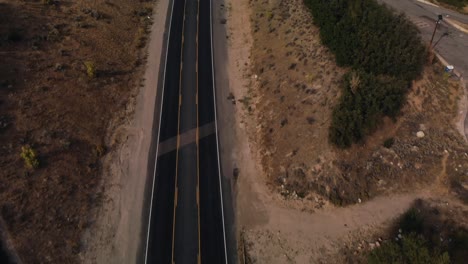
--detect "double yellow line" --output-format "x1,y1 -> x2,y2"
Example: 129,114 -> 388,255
171,0 -> 186,261
196,0 -> 201,263
171,0 -> 202,263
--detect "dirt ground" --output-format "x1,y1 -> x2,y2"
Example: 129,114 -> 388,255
0,0 -> 156,263
247,0 -> 468,206
81,0 -> 169,263
223,0 -> 468,262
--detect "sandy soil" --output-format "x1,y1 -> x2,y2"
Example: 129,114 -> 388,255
222,0 -> 468,262
81,0 -> 169,263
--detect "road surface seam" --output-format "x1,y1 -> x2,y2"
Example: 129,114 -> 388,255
158,122 -> 215,156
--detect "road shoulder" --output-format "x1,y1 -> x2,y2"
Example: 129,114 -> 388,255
80,0 -> 169,262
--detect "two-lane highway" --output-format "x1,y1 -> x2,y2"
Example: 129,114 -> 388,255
145,0 -> 227,263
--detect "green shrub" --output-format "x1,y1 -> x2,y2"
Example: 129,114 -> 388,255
304,0 -> 426,81
368,233 -> 450,264
20,146 -> 39,169
383,138 -> 394,148
400,208 -> 424,234
329,71 -> 407,148
84,61 -> 96,78
449,230 -> 468,263
304,0 -> 427,147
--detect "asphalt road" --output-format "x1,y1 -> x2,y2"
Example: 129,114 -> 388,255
379,0 -> 468,79
145,0 -> 227,263
379,0 -> 468,138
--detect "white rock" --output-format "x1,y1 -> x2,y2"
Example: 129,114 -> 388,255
358,198 -> 362,203
416,131 -> 425,138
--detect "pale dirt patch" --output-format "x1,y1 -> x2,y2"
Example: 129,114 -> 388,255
81,0 -> 168,263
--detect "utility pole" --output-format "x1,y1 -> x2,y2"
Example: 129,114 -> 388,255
429,15 -> 444,47
433,32 -> 449,49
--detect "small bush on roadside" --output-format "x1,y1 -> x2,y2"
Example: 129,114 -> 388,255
383,138 -> 394,148
136,27 -> 147,48
20,146 -> 39,169
94,145 -> 106,157
84,61 -> 96,78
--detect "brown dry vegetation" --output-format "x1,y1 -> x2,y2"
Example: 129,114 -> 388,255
0,0 -> 154,262
247,0 -> 468,207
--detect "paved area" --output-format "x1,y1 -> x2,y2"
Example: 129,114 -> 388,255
380,0 -> 468,139
145,0 -> 227,263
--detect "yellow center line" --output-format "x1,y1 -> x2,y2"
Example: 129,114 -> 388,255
172,0 -> 188,263
196,0 -> 201,263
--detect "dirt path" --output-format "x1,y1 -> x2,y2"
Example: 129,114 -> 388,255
81,0 -> 169,263
242,190 -> 434,263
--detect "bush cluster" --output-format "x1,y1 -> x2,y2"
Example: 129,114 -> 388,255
368,208 -> 468,264
304,0 -> 427,148
368,233 -> 450,264
329,71 -> 407,147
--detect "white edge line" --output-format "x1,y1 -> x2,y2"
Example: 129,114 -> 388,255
144,0 -> 175,262
209,0 -> 229,263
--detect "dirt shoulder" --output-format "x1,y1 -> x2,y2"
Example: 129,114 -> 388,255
0,0 -> 160,263
81,0 -> 169,263
223,0 -> 468,262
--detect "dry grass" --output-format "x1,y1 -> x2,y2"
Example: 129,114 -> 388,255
0,0 -> 155,262
247,0 -> 468,207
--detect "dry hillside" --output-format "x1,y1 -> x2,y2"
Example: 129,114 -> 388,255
245,0 -> 468,207
0,0 -> 154,262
